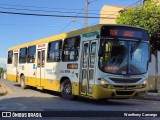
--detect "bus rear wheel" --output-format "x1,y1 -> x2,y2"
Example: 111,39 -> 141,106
20,75 -> 27,89
61,79 -> 74,100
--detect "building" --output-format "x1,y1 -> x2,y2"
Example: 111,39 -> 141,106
100,0 -> 160,24
99,5 -> 125,24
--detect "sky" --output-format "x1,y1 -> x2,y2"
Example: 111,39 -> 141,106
0,0 -> 143,58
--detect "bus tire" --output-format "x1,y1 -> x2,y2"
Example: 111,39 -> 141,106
61,79 -> 74,100
20,75 -> 27,89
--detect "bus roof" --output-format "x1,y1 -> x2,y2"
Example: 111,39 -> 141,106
8,24 -> 146,50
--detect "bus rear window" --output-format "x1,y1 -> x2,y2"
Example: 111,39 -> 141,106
7,50 -> 13,64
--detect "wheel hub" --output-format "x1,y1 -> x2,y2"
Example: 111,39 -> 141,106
64,84 -> 71,95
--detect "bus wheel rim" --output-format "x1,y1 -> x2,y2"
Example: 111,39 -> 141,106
64,84 -> 71,95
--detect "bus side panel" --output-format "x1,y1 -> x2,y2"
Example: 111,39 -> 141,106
72,82 -> 79,96
6,63 -> 14,81
18,63 -> 27,83
7,51 -> 19,82
25,63 -> 36,87
43,62 -> 61,91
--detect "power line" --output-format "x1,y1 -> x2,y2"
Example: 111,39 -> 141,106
0,10 -> 116,19
0,6 -> 111,16
89,0 -> 99,4
100,0 -> 142,24
90,0 -> 99,3
58,0 -> 100,33
0,0 -> 142,14
0,3 -> 101,12
57,7 -> 85,34
0,23 -> 69,27
123,0 -> 142,10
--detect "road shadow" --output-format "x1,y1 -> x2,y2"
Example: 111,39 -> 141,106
0,96 -> 141,111
73,96 -> 138,106
13,83 -> 139,106
14,83 -> 61,97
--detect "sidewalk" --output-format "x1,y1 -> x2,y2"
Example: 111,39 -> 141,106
143,92 -> 160,101
0,81 -> 13,96
0,83 -> 7,96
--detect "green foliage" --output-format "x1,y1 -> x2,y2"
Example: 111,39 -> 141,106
116,0 -> 160,54
0,67 -> 4,74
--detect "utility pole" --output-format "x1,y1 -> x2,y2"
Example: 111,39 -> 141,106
142,0 -> 146,5
84,0 -> 88,27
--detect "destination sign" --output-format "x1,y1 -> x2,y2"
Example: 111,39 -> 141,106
101,26 -> 148,40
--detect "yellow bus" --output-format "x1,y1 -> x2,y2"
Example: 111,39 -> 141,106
7,24 -> 150,100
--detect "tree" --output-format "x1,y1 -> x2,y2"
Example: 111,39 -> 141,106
0,67 -> 4,79
116,0 -> 160,91
0,67 -> 3,74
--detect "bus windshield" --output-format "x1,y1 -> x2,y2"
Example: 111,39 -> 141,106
98,39 -> 149,75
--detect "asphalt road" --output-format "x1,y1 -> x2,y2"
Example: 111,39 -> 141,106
0,79 -> 160,120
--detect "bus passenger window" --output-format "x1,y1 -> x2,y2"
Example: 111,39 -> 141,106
47,40 -> 62,62
7,51 -> 13,64
62,36 -> 80,61
90,42 -> 96,65
27,46 -> 36,63
19,48 -> 27,63
82,43 -> 89,68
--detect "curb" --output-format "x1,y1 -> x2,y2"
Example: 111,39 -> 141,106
146,92 -> 158,96
0,83 -> 7,96
143,97 -> 160,101
142,92 -> 160,101
0,82 -> 14,95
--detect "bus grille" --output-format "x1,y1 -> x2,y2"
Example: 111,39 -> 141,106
113,85 -> 137,89
110,78 -> 141,83
116,91 -> 134,95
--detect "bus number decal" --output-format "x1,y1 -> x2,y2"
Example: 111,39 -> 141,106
60,70 -> 70,73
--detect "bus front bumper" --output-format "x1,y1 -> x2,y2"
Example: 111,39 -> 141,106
92,85 -> 147,99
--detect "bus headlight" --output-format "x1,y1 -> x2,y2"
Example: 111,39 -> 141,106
100,79 -> 109,88
139,80 -> 147,88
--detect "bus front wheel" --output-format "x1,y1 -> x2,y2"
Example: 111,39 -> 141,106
20,75 -> 27,89
61,79 -> 74,100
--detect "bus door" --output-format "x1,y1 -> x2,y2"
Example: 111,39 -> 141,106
13,53 -> 18,82
80,40 -> 97,96
36,49 -> 45,87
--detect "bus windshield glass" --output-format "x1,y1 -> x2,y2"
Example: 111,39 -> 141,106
98,39 -> 149,75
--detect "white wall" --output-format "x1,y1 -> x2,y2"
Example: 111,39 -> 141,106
148,52 -> 160,75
